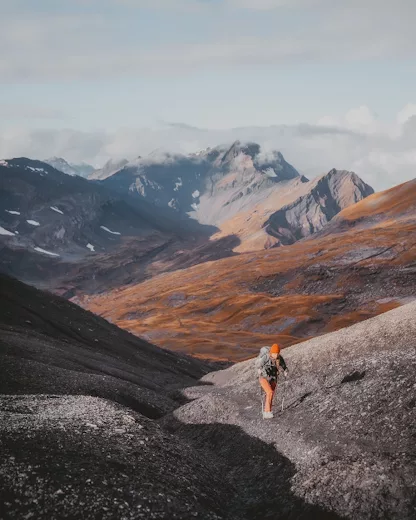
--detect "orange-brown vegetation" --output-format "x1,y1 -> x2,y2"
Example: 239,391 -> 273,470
336,178 -> 416,222
81,180 -> 416,362
323,301 -> 402,333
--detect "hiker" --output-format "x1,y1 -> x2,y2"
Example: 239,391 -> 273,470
255,344 -> 288,419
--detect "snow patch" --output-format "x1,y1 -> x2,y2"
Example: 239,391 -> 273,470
192,190 -> 200,198
33,247 -> 60,257
5,210 -> 20,215
168,198 -> 177,208
50,206 -> 64,215
191,203 -> 199,211
0,226 -> 15,236
27,220 -> 40,226
87,243 -> 95,252
264,168 -> 278,178
27,166 -> 47,174
174,178 -> 183,191
0,160 -> 9,167
100,225 -> 121,235
55,227 -> 65,239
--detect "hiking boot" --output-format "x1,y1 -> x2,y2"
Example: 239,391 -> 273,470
263,411 -> 274,419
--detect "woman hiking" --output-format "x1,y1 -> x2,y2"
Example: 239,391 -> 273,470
255,343 -> 288,419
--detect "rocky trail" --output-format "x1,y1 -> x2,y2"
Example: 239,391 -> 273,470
1,275 -> 415,519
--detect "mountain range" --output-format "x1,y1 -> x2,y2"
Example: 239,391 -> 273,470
1,144 -> 374,283
45,142 -> 374,253
1,143 -> 414,357
95,142 -> 374,251
0,157 -> 227,294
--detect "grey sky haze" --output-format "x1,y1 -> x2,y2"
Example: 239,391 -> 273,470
1,0 -> 415,189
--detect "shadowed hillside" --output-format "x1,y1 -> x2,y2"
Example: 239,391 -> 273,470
0,273 -> 219,417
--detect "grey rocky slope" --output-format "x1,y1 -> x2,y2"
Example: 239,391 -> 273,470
2,273 -> 413,518
164,301 -> 416,519
264,169 -> 374,245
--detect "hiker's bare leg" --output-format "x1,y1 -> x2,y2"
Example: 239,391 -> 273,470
259,378 -> 274,412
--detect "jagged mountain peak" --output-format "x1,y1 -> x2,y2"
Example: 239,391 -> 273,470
325,168 -> 359,178
262,168 -> 375,247
88,158 -> 129,180
218,140 -> 245,162
44,157 -> 77,176
313,169 -> 375,204
44,157 -> 94,178
99,142 -> 302,226
205,141 -> 301,183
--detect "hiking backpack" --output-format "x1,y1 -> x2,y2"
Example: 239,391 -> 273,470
255,346 -> 278,379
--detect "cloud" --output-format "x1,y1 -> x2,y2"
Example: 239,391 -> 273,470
1,104 -> 415,191
318,107 -> 393,137
0,128 -> 107,166
1,1 -> 415,82
223,0 -> 319,9
0,104 -> 66,120
397,104 -> 416,125
164,122 -> 205,131
96,0 -> 411,11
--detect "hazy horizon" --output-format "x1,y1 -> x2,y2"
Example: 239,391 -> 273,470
1,0 -> 415,190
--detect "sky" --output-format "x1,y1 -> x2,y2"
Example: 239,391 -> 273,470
1,0 -> 416,190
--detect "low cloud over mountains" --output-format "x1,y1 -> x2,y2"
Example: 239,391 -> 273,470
1,104 -> 416,191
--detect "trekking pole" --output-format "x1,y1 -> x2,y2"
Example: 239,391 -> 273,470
260,388 -> 264,417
